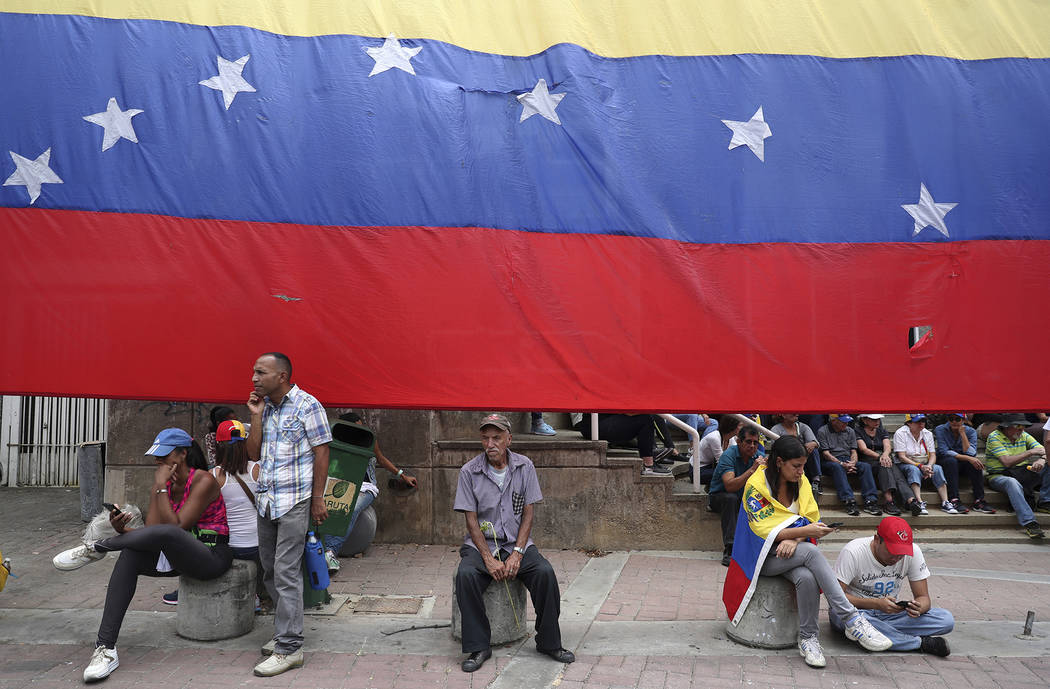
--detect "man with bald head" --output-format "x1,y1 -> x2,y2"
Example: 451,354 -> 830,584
246,352 -> 332,677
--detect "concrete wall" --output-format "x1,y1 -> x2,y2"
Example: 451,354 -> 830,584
104,404 -> 722,550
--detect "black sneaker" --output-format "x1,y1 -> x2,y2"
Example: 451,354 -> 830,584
162,590 -> 178,605
1022,522 -> 1045,539
908,500 -> 923,517
971,499 -> 996,514
642,463 -> 671,476
950,499 -> 970,514
721,546 -> 732,567
844,501 -> 860,516
1036,502 -> 1050,515
920,636 -> 950,657
882,501 -> 901,516
811,478 -> 823,495
654,447 -> 677,464
863,500 -> 883,516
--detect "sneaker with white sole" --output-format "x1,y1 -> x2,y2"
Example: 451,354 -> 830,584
843,612 -> 893,651
940,500 -> 959,514
798,636 -> 826,668
641,463 -> 671,476
253,650 -> 304,677
324,549 -> 340,572
918,501 -> 929,515
530,420 -> 556,436
83,645 -> 119,682
53,543 -> 106,571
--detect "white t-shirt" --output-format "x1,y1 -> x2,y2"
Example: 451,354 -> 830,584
491,466 -> 507,491
694,431 -> 723,468
892,426 -> 935,461
835,536 -> 929,600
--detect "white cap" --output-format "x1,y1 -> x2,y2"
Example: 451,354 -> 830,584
857,413 -> 884,419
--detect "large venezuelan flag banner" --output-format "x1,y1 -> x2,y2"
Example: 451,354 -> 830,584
1,1 -> 1048,410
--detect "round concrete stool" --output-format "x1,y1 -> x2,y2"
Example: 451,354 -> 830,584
337,504 -> 377,558
176,559 -> 256,641
451,577 -> 528,645
725,575 -> 799,649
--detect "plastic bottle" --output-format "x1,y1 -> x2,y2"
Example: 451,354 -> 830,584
304,531 -> 330,590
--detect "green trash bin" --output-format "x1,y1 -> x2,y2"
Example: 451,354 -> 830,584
303,420 -> 375,608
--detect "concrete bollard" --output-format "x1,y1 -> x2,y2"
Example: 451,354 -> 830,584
78,442 -> 105,522
725,575 -> 799,649
176,559 -> 256,641
451,576 -> 529,645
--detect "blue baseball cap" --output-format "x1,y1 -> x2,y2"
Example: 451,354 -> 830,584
145,428 -> 194,456
904,413 -> 927,424
829,413 -> 853,423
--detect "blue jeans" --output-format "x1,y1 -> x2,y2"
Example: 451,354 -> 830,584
670,415 -> 718,439
821,458 -> 877,503
322,491 -> 376,554
988,467 -> 1050,526
899,463 -> 946,488
830,607 -> 955,651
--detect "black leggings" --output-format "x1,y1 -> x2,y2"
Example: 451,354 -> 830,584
576,414 -> 661,457
95,524 -> 232,647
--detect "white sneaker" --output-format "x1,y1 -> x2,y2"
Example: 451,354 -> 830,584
940,500 -> 959,514
843,613 -> 893,651
253,650 -> 304,676
53,543 -> 106,571
83,645 -> 118,682
325,549 -> 340,572
918,501 -> 929,515
798,636 -> 826,668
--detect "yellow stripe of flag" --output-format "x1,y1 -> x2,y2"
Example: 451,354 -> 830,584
4,0 -> 1050,59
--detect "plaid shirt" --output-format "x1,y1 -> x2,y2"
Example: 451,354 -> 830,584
256,384 -> 332,519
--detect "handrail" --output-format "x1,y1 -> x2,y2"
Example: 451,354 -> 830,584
658,414 -> 702,492
730,414 -> 780,441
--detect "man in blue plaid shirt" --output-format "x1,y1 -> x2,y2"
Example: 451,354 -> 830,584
246,352 -> 331,677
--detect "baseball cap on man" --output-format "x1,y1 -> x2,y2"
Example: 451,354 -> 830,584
904,413 -> 927,424
479,413 -> 512,433
216,419 -> 248,442
877,516 -> 914,556
829,413 -> 853,423
948,413 -> 966,419
145,428 -> 193,456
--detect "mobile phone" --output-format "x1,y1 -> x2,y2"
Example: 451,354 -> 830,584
102,502 -> 119,513
896,600 -> 911,608
825,522 -> 845,528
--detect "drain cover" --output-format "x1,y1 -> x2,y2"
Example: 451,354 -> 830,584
352,596 -> 423,614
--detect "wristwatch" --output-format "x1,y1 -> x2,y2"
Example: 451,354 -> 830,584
513,546 -> 526,555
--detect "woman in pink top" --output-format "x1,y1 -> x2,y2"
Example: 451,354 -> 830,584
52,428 -> 232,682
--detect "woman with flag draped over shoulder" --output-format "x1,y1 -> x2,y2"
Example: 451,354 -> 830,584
722,435 -> 893,668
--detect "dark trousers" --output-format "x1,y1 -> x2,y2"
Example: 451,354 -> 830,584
859,458 -> 912,498
821,458 -> 878,503
939,454 -> 986,502
95,524 -> 232,648
577,414 -> 657,457
455,544 -> 562,653
709,491 -> 740,549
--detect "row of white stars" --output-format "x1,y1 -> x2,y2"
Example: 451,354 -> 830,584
3,34 -> 957,237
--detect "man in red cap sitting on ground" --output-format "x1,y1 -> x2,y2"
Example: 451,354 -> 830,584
829,516 -> 954,657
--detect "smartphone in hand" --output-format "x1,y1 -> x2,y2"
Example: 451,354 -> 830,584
102,502 -> 120,515
896,599 -> 911,608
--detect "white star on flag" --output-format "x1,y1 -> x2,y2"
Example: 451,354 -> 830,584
902,183 -> 957,237
83,98 -> 144,151
365,34 -> 422,77
4,148 -> 63,204
721,106 -> 772,161
517,79 -> 565,125
199,55 -> 257,109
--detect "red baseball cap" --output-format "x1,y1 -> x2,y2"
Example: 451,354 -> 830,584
877,516 -> 914,556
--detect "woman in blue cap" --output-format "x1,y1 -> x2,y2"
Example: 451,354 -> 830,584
52,427 -> 232,682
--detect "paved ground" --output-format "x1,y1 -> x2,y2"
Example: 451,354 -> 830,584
1,487 -> 1048,688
